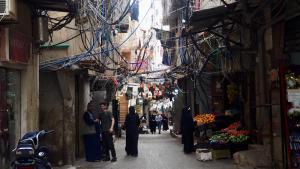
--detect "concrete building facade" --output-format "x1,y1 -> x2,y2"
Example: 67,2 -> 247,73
0,1 -> 40,168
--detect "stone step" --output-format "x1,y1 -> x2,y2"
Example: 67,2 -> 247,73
233,145 -> 271,168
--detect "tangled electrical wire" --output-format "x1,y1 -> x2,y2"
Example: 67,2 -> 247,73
40,0 -> 157,76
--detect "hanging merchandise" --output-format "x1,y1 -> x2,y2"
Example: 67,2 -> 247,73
179,37 -> 189,65
162,48 -> 171,66
125,86 -> 133,100
165,79 -> 172,89
149,83 -> 155,96
286,72 -> 300,89
138,82 -> 145,94
113,78 -> 119,88
130,0 -> 139,21
158,83 -> 163,91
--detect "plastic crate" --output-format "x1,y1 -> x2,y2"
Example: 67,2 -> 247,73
196,149 -> 212,161
211,148 -> 231,160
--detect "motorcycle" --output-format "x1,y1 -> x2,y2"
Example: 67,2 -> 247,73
11,130 -> 54,169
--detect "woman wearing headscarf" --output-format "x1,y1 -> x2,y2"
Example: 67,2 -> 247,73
149,111 -> 157,134
124,106 -> 140,157
162,113 -> 169,131
82,102 -> 101,161
181,106 -> 194,154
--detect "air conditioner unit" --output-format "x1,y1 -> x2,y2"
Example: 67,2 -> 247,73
0,0 -> 17,22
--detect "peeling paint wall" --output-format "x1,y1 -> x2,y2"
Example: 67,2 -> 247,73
39,72 -> 64,165
39,71 -> 77,166
78,74 -> 91,158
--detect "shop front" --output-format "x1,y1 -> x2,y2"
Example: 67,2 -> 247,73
280,14 -> 300,169
0,68 -> 21,169
0,27 -> 31,169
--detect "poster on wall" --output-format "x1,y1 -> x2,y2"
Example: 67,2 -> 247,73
10,31 -> 31,64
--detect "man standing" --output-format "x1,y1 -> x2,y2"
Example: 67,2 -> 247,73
99,102 -> 117,162
155,113 -> 163,134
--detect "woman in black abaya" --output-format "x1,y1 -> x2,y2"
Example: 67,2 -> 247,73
162,113 -> 169,131
124,106 -> 140,156
181,107 -> 194,153
149,112 -> 157,134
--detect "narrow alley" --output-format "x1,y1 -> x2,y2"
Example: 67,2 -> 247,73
1,0 -> 299,169
56,132 -> 233,169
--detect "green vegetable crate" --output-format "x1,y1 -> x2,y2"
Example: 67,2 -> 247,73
210,148 -> 231,160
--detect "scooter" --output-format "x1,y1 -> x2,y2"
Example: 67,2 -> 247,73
11,130 -> 54,169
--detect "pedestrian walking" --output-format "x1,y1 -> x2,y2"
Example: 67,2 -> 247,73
124,106 -> 140,157
82,102 -> 101,162
162,113 -> 169,131
155,113 -> 163,134
181,106 -> 194,154
99,102 -> 117,162
149,112 -> 157,134
140,113 -> 148,134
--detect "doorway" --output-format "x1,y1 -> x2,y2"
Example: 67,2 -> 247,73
0,68 -> 21,169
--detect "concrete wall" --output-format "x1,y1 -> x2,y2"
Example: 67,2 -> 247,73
78,74 -> 91,158
0,2 -> 40,168
40,12 -> 90,63
39,72 -> 64,165
10,1 -> 39,135
173,92 -> 185,133
39,71 -> 76,166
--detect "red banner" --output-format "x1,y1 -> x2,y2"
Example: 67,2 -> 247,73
10,31 -> 31,64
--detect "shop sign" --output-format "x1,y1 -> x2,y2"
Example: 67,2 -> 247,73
10,31 -> 31,64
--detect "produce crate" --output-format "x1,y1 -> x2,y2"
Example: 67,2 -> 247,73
211,148 -> 231,160
210,143 -> 229,150
196,149 -> 212,161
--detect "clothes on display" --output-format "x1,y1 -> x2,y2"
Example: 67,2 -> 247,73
130,1 -> 139,21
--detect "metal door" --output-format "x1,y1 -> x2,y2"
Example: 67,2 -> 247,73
0,68 -> 9,169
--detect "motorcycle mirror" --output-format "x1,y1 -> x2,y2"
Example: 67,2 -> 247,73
46,130 -> 55,134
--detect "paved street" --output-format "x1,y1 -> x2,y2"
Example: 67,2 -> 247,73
56,131 -> 234,169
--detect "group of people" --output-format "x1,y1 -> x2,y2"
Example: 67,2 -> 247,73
83,102 -> 141,162
82,102 -> 117,162
149,112 -> 169,134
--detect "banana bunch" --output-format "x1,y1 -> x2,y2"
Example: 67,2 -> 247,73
194,114 -> 216,126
